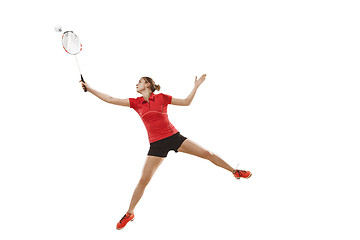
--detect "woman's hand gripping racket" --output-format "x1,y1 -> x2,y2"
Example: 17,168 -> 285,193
55,25 -> 87,92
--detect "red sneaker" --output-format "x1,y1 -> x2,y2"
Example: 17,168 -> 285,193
116,213 -> 135,230
233,170 -> 252,179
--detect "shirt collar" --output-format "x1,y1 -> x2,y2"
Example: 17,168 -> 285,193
141,92 -> 155,103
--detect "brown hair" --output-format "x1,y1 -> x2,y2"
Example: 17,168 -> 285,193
142,77 -> 161,92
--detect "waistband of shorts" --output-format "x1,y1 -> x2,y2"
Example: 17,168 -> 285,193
150,132 -> 180,145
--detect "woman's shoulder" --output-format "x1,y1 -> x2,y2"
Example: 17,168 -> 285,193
130,96 -> 143,101
154,93 -> 172,104
154,93 -> 171,97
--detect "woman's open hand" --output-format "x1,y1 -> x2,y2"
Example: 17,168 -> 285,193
195,74 -> 206,88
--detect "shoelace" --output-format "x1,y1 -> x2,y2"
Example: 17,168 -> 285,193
119,214 -> 129,223
239,170 -> 248,176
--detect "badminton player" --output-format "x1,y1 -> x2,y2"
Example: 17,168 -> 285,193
80,74 -> 252,230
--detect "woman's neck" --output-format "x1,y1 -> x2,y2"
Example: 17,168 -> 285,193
141,90 -> 153,102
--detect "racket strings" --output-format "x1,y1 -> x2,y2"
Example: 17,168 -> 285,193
62,32 -> 82,55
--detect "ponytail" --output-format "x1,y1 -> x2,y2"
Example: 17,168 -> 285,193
154,84 -> 161,91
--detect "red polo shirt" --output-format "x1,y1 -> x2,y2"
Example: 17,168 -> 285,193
129,93 -> 178,143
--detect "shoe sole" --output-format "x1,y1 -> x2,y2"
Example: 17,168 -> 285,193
116,218 -> 135,230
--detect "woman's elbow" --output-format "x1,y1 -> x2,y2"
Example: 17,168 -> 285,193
184,100 -> 191,106
105,96 -> 116,104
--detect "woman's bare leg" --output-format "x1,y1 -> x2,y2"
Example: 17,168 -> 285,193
177,139 -> 235,173
127,155 -> 164,214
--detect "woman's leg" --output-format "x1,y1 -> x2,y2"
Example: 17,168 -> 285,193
127,155 -> 164,214
178,139 -> 234,173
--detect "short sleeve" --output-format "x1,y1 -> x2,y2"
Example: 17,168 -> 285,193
129,98 -> 138,109
160,93 -> 172,105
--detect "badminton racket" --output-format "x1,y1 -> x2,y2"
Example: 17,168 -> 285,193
59,29 -> 87,92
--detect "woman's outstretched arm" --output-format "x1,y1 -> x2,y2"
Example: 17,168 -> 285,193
80,81 -> 130,107
171,74 -> 206,106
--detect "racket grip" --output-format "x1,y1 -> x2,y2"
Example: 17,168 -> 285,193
80,74 -> 87,92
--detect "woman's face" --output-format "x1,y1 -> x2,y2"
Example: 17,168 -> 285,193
136,78 -> 149,93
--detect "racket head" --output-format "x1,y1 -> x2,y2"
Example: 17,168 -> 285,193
62,31 -> 82,55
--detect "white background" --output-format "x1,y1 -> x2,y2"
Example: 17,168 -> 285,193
1,0 -> 359,239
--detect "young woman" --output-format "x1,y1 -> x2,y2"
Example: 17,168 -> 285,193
80,74 -> 252,230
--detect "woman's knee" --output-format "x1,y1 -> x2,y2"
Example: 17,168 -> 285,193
138,177 -> 151,188
202,150 -> 215,160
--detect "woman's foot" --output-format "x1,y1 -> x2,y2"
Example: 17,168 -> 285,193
233,170 -> 252,179
116,213 -> 135,230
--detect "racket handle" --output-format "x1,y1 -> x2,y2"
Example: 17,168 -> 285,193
80,74 -> 87,92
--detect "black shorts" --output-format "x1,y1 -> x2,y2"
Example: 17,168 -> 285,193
147,132 -> 187,158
